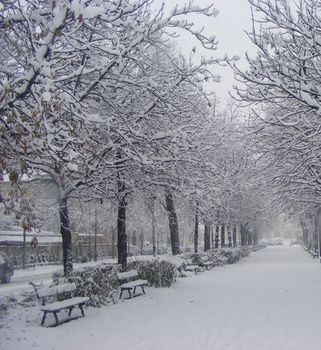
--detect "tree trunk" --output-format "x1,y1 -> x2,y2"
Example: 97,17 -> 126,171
312,214 -> 318,254
215,225 -> 219,248
227,225 -> 232,247
165,188 -> 180,255
111,227 -> 116,259
240,223 -> 248,247
94,205 -> 98,261
204,221 -> 211,251
247,231 -> 253,246
22,228 -> 26,270
232,224 -> 237,247
59,197 -> 73,275
220,224 -> 225,248
315,208 -> 321,258
300,219 -> 308,247
132,230 -> 137,247
152,200 -> 156,256
117,177 -> 127,270
140,229 -> 144,255
253,230 -> 258,247
194,203 -> 199,253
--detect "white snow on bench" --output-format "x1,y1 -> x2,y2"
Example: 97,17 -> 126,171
120,279 -> 148,289
117,270 -> 139,281
41,297 -> 89,312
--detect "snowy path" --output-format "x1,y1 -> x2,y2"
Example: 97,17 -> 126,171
2,246 -> 321,350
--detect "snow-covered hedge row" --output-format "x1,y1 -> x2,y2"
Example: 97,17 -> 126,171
181,248 -> 251,266
212,247 -> 250,264
52,264 -> 119,307
182,252 -> 225,267
128,257 -> 177,288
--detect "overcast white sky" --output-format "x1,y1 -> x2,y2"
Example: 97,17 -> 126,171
155,0 -> 257,105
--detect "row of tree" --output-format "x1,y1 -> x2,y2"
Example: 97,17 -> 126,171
229,0 -> 321,253
0,0 -> 270,274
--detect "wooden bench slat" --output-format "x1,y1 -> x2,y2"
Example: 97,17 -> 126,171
120,279 -> 148,289
33,281 -> 90,327
42,297 -> 89,312
117,271 -> 139,281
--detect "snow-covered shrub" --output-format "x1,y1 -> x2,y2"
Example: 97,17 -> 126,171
0,296 -> 17,316
216,248 -> 243,264
52,264 -> 119,307
127,258 -> 177,287
0,252 -> 14,283
188,253 -> 206,265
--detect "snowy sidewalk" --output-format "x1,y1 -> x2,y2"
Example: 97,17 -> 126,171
2,246 -> 321,350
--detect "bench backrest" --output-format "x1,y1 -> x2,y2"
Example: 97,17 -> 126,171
117,270 -> 139,282
37,283 -> 76,298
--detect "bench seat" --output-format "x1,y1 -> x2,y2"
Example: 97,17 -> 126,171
41,296 -> 89,326
185,265 -> 200,274
201,261 -> 214,270
42,297 -> 89,312
120,279 -> 148,299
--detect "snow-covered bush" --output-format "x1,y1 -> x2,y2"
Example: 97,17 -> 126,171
0,252 -> 14,283
206,248 -> 250,265
216,248 -> 243,264
127,258 -> 177,287
52,264 -> 119,307
0,296 -> 17,316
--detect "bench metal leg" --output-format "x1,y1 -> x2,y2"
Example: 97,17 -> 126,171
133,286 -> 137,296
79,304 -> 85,317
119,289 -> 123,299
141,285 -> 145,294
128,289 -> 132,299
68,306 -> 74,316
53,312 -> 59,326
41,311 -> 48,326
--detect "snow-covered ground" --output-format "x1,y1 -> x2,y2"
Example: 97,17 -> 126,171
2,246 -> 321,350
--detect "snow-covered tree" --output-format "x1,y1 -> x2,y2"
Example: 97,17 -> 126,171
227,0 -> 321,247
0,0 -> 220,272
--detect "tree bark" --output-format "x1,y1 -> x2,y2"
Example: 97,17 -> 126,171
215,225 -> 219,248
194,203 -> 199,253
59,197 -> 73,275
227,225 -> 232,247
232,224 -> 237,247
165,188 -> 180,255
140,229 -> 144,255
204,221 -> 211,251
220,224 -> 225,248
240,223 -> 248,247
94,205 -> 98,261
117,178 -> 127,270
111,227 -> 116,259
253,230 -> 258,247
22,228 -> 26,270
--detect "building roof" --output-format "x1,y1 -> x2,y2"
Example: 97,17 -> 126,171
0,230 -> 62,245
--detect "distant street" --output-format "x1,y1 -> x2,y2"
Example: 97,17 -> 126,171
0,266 -> 61,296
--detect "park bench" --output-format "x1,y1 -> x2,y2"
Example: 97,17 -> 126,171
30,282 -> 89,327
199,256 -> 214,270
183,259 -> 201,274
117,270 -> 148,299
311,251 -> 319,259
